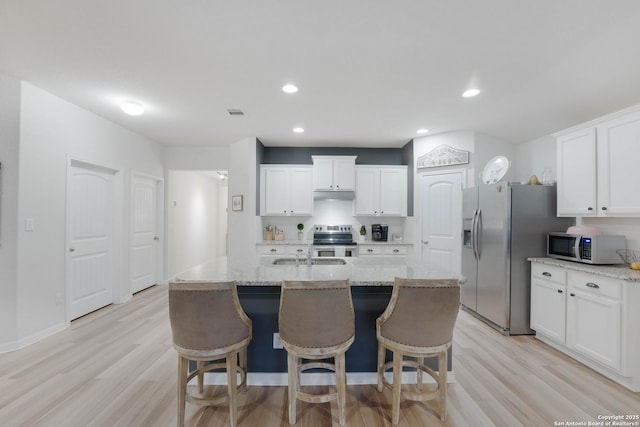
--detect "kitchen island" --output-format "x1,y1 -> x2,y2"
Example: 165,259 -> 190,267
175,257 -> 463,385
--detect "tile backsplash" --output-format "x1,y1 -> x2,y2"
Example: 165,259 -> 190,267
260,199 -> 406,241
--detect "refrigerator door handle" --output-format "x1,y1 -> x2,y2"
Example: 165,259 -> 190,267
470,209 -> 477,259
475,209 -> 482,260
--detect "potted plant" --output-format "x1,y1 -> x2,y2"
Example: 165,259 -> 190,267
297,223 -> 304,240
359,225 -> 366,242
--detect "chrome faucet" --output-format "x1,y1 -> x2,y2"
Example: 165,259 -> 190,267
306,245 -> 313,267
295,254 -> 300,267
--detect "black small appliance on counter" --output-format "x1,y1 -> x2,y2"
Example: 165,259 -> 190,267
371,224 -> 388,242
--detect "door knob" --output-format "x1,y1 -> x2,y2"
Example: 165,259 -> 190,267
69,248 -> 75,252
422,241 -> 429,245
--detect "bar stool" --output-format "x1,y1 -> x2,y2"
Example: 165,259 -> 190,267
376,277 -> 460,424
168,281 -> 252,427
278,280 -> 355,425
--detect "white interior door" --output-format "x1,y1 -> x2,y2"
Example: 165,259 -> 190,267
420,171 -> 463,274
131,174 -> 160,294
67,161 -> 116,320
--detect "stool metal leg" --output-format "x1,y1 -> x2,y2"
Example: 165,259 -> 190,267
287,352 -> 298,424
392,351 -> 402,425
376,343 -> 385,392
226,352 -> 238,427
336,352 -> 347,425
177,355 -> 187,427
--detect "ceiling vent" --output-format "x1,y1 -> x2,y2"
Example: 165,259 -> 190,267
226,108 -> 245,116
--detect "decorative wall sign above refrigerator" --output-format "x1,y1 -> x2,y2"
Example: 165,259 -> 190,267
417,145 -> 469,169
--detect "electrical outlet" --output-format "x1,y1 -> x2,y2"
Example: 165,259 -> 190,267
273,332 -> 283,349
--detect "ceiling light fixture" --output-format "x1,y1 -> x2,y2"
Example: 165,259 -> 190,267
462,88 -> 480,98
293,127 -> 304,133
282,84 -> 299,94
120,101 -> 145,116
416,128 -> 429,134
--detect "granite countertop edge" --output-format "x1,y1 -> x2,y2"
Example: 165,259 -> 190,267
528,257 -> 640,282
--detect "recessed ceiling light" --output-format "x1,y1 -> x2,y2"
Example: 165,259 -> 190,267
282,84 -> 299,94
462,88 -> 480,98
293,127 -> 304,133
120,101 -> 144,116
417,128 -> 429,134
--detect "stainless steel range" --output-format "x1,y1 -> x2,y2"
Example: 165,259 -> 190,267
312,224 -> 357,257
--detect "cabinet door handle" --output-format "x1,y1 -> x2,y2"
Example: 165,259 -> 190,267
297,249 -> 303,252
393,249 -> 399,253
270,249 -> 277,252
367,249 -> 373,253
587,207 -> 593,211
542,272 -> 552,277
601,207 -> 608,211
557,289 -> 563,293
586,282 -> 600,289
570,293 -> 575,297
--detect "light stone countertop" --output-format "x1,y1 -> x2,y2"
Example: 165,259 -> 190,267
176,256 -> 460,286
528,257 -> 640,282
256,240 -> 412,246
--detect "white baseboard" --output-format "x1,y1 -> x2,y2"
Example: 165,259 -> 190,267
0,321 -> 69,354
197,371 -> 456,387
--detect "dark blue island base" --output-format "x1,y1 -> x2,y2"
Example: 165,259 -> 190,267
238,285 -> 452,374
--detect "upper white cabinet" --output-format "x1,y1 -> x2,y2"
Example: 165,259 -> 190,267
556,108 -> 640,217
260,165 -> 313,216
354,166 -> 407,216
312,156 -> 356,191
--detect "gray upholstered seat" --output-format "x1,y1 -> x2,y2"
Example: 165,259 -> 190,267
376,277 -> 460,424
169,281 -> 252,427
278,280 -> 355,425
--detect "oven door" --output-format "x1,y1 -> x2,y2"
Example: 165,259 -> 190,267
314,247 -> 354,257
547,233 -> 580,261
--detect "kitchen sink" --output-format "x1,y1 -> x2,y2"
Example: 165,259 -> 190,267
272,258 -> 347,266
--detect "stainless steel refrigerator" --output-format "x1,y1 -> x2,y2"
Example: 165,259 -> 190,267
461,183 -> 573,334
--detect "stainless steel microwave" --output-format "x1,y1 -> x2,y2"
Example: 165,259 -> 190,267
547,232 -> 626,264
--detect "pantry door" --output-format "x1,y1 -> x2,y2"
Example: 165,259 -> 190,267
67,160 -> 117,320
420,170 -> 463,274
131,173 -> 162,294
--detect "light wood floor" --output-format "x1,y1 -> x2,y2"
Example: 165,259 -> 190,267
1,285 -> 638,427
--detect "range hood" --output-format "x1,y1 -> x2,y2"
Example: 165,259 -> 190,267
313,190 -> 355,201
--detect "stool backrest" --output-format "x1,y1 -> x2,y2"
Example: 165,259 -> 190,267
279,280 -> 355,349
378,278 -> 460,348
168,281 -> 251,355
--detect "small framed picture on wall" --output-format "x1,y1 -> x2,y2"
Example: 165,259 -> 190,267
232,195 -> 243,212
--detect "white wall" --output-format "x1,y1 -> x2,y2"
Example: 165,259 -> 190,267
12,82 -> 165,347
167,171 -> 227,277
164,146 -> 229,171
227,137 -> 259,269
0,74 -> 21,349
515,135 -> 556,183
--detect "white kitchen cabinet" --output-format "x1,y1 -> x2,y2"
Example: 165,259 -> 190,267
566,272 -> 621,371
530,264 -> 567,343
556,108 -> 640,217
260,165 -> 313,216
354,166 -> 407,216
529,260 -> 640,391
359,244 -> 410,256
312,156 -> 356,191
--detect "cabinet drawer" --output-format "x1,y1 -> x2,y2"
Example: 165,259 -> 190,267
532,263 -> 567,285
359,246 -> 383,255
257,246 -> 286,255
287,245 -> 308,255
384,246 -> 408,255
568,271 -> 621,300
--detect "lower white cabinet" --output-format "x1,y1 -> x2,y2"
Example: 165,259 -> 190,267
530,264 -> 567,343
530,260 -> 640,391
566,273 -> 621,371
359,244 -> 410,256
